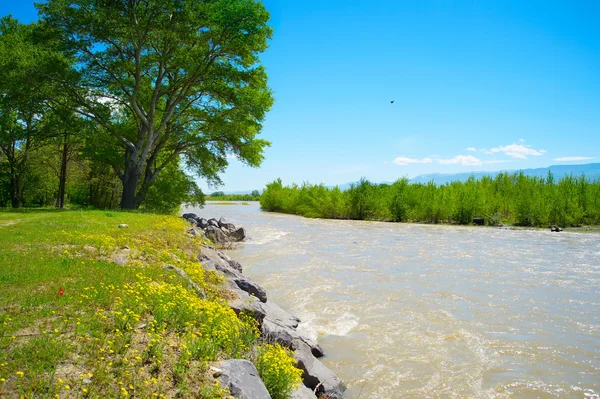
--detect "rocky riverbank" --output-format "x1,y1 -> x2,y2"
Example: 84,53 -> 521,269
182,213 -> 346,399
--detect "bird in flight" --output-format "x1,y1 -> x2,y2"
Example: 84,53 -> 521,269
390,100 -> 394,104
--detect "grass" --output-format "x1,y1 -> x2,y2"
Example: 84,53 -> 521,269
0,210 -> 291,398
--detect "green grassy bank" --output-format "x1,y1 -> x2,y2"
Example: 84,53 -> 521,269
0,210 -> 300,398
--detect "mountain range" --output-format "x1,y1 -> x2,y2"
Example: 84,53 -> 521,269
222,163 -> 600,194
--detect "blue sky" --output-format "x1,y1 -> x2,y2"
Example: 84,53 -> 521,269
3,0 -> 599,192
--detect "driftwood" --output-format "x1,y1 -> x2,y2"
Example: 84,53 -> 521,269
164,264 -> 206,299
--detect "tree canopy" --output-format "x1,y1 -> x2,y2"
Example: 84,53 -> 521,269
0,1 -> 273,211
36,0 -> 273,208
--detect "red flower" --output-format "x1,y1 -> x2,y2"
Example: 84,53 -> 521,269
59,287 -> 64,296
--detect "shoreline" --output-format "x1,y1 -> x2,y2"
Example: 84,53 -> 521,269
183,213 -> 346,399
202,201 -> 600,234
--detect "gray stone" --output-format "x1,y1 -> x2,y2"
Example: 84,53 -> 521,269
264,302 -> 301,329
291,385 -> 317,399
228,288 -> 267,327
229,227 -> 246,242
118,224 -> 129,228
216,360 -> 271,399
205,226 -> 230,244
227,259 -> 243,273
208,218 -> 220,228
186,227 -> 198,238
181,213 -> 197,221
221,222 -> 237,233
262,319 -> 324,358
294,341 -> 345,396
198,218 -> 209,229
234,278 -> 267,303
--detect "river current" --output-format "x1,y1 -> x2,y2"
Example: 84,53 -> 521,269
185,202 -> 600,399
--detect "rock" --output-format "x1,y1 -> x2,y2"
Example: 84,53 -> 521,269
262,320 -> 324,358
186,227 -> 198,238
293,341 -> 345,396
205,226 -> 230,244
208,218 -> 220,228
181,213 -> 197,221
227,260 -> 243,273
551,225 -> 563,232
221,222 -> 237,233
118,224 -> 129,228
264,301 -> 301,329
234,278 -> 268,303
216,360 -> 271,399
229,227 -> 246,242
210,366 -> 223,378
218,217 -> 228,226
198,218 -> 209,229
291,385 -> 317,399
228,288 -> 267,327
473,217 -> 484,226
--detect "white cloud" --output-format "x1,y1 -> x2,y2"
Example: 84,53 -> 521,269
393,157 -> 433,166
519,138 -> 525,143
553,156 -> 596,162
466,147 -> 477,152
439,155 -> 484,166
490,143 -> 545,159
393,155 -> 513,167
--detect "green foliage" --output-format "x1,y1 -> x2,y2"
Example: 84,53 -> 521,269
143,161 -> 205,214
255,344 -> 303,399
261,173 -> 600,227
38,0 -> 274,208
0,210 -> 258,397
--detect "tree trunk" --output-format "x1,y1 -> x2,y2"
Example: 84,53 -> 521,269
10,176 -> 21,208
57,136 -> 69,209
120,166 -> 141,209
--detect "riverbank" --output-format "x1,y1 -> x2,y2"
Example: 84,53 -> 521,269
0,210 -> 320,398
259,176 -> 600,228
183,213 -> 346,399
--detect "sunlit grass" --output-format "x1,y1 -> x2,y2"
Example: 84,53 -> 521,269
0,210 -> 254,398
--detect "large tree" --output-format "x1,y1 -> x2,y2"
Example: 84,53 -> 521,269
39,0 -> 273,209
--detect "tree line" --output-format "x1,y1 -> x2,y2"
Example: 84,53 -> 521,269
208,190 -> 261,201
260,172 -> 600,227
0,0 -> 272,212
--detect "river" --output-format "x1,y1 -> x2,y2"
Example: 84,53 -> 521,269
185,202 -> 600,399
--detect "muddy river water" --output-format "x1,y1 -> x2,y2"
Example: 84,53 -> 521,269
185,202 -> 600,398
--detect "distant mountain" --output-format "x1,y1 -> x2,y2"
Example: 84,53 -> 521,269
409,163 -> 600,185
220,163 -> 600,194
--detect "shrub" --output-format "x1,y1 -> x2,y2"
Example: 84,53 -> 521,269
255,344 -> 302,399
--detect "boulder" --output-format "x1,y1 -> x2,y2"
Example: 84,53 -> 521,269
262,320 -> 324,358
198,218 -> 209,229
228,288 -> 267,327
118,224 -> 129,229
181,213 -> 197,221
551,225 -> 563,232
215,360 -> 271,399
205,226 -> 230,244
221,222 -> 237,233
234,277 -> 268,303
208,218 -> 220,228
264,301 -> 301,329
291,385 -> 317,399
473,217 -> 484,226
293,341 -> 345,397
227,259 -> 243,273
230,227 -> 246,242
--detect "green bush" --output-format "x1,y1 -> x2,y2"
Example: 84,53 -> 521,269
255,344 -> 302,399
